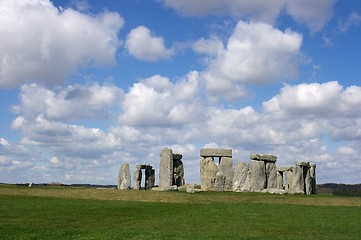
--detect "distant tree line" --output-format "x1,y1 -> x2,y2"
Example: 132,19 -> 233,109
317,183 -> 361,197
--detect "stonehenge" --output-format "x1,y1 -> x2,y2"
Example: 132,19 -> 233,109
116,147 -> 317,194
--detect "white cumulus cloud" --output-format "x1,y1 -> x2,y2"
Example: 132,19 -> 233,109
125,26 -> 174,61
0,0 -> 124,88
199,21 -> 302,100
160,0 -> 336,31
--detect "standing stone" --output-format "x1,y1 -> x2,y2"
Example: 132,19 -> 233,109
233,162 -> 250,192
117,163 -> 131,190
145,167 -> 155,190
200,157 -> 218,191
276,171 -> 284,190
215,171 -> 226,191
304,166 -> 312,195
310,163 -> 316,194
266,162 -> 277,189
159,148 -> 174,190
284,168 -> 294,192
291,162 -> 309,194
219,156 -> 233,191
173,159 -> 185,187
250,160 -> 266,191
133,165 -> 142,190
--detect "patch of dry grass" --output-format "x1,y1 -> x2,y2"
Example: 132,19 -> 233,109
1,184 -> 360,206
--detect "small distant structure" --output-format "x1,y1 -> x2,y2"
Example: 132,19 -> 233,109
28,182 -> 34,188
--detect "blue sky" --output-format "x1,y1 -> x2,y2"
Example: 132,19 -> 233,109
1,0 -> 361,185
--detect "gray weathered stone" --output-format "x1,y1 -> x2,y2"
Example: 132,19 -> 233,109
200,148 -> 232,157
266,162 -> 277,189
215,171 -> 226,191
173,154 -> 183,160
117,163 -> 131,190
276,171 -> 283,189
284,168 -> 294,191
250,154 -> 277,162
296,161 -> 310,167
278,166 -> 293,172
232,162 -> 250,192
145,167 -> 155,190
133,165 -> 142,190
219,156 -> 233,191
200,157 -> 218,191
173,159 -> 185,187
250,160 -> 266,191
290,165 -> 305,194
310,163 -> 316,194
159,148 -> 174,190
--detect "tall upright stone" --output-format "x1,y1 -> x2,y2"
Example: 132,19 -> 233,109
290,161 -> 309,194
250,160 -> 266,191
233,162 -> 250,192
133,165 -> 142,190
200,157 -> 218,191
159,148 -> 173,190
284,168 -> 294,191
145,166 -> 155,190
219,156 -> 233,191
310,163 -> 316,194
276,171 -> 283,189
173,157 -> 185,187
117,163 -> 131,190
266,161 -> 277,189
215,171 -> 226,192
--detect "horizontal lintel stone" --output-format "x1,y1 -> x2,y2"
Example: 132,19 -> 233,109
296,161 -> 310,167
277,166 -> 293,172
250,154 -> 277,162
200,148 -> 232,157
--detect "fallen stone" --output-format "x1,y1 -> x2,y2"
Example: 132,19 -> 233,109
250,154 -> 277,162
200,148 -> 232,157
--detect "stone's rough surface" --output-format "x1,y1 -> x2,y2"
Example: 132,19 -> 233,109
145,167 -> 155,190
117,163 -> 131,190
173,154 -> 183,160
133,165 -> 142,190
250,154 -> 277,162
266,162 -> 277,189
219,156 -> 233,190
278,166 -> 293,172
200,157 -> 218,191
305,167 -> 312,195
250,160 -> 266,191
233,162 -> 250,192
200,148 -> 232,157
310,163 -> 316,194
296,161 -> 310,167
173,159 -> 185,187
276,171 -> 283,189
215,171 -> 226,192
284,168 -> 294,191
290,165 -> 305,194
159,148 -> 174,190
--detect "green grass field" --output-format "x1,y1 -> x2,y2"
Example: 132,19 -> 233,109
1,185 -> 360,239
